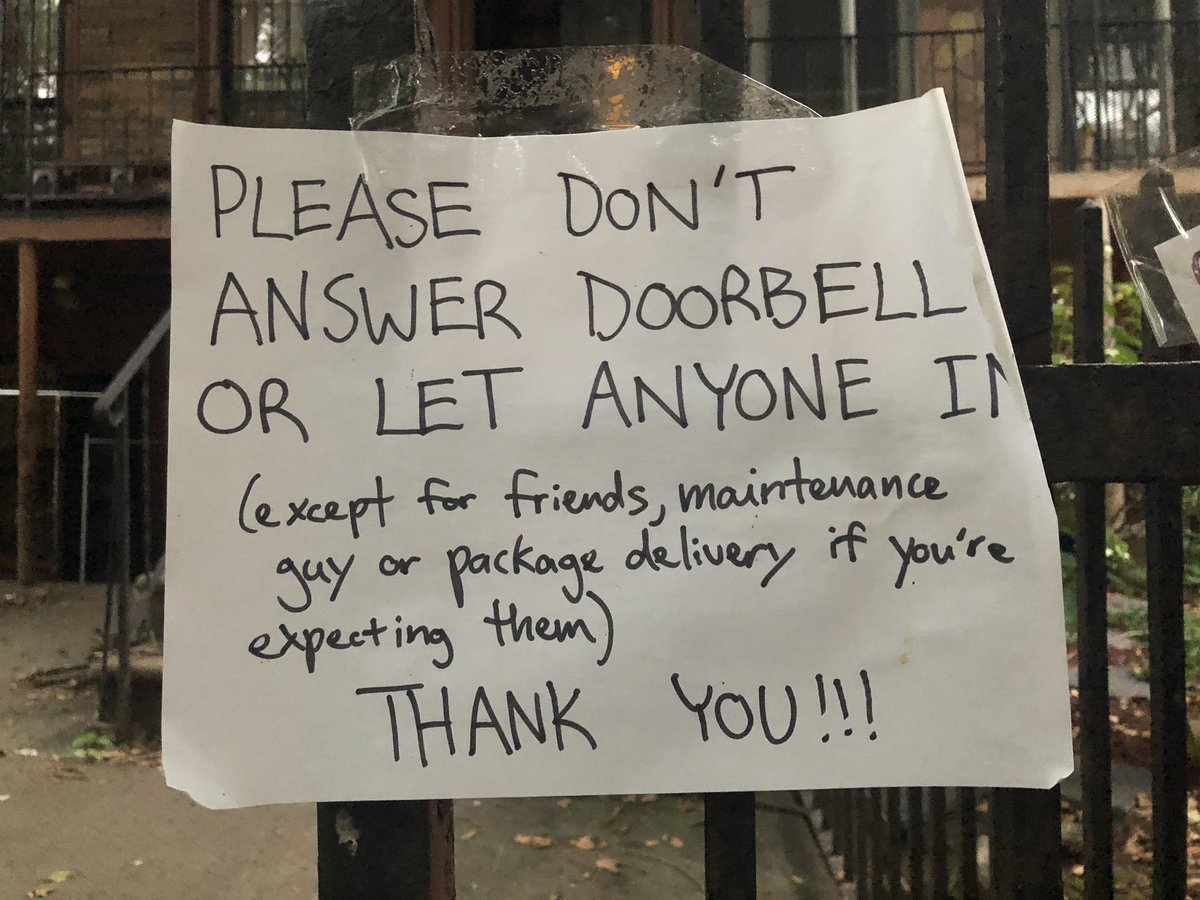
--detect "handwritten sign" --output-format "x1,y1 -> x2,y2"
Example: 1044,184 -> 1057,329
165,91 -> 1072,809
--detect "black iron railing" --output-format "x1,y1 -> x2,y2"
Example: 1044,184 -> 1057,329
747,18 -> 1199,174
92,310 -> 169,742
0,62 -> 306,203
796,196 -> 1199,898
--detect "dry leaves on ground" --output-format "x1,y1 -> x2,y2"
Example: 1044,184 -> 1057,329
513,834 -> 554,849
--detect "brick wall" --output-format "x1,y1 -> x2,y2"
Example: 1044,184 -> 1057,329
918,1 -> 985,171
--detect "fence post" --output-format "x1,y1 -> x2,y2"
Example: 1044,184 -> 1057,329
303,6 -> 456,898
1145,482 -> 1188,900
983,1 -> 1064,897
17,239 -> 40,584
705,792 -> 756,900
318,799 -> 455,899
1072,200 -> 1114,900
1134,161 -> 1195,900
1171,1 -> 1200,151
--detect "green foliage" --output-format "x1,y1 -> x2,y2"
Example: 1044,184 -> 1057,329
1106,603 -> 1200,686
1053,484 -> 1146,600
71,730 -> 113,762
1050,264 -> 1143,365
1183,487 -> 1200,592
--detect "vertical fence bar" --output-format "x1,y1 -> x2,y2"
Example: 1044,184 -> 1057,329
989,788 -> 1014,899
1058,13 -> 1078,171
984,2 -> 1064,895
958,787 -> 979,899
929,787 -> 949,899
79,432 -> 91,583
51,395 -> 61,573
869,788 -> 885,898
1072,200 -> 1113,900
908,786 -> 925,900
1135,161 -> 1191,900
301,6 -> 456,896
141,363 -> 153,571
855,790 -> 872,900
1145,481 -> 1188,900
704,791 -> 756,900
317,800 -> 456,900
16,239 -> 39,583
845,789 -> 859,884
113,402 -> 133,743
829,790 -> 845,871
1171,1 -> 1200,151
886,788 -> 903,894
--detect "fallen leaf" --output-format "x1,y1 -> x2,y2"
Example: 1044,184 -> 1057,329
669,836 -> 684,849
461,828 -> 478,842
31,888 -> 54,897
132,859 -> 144,867
17,748 -> 38,758
48,871 -> 74,884
595,856 -> 620,873
644,839 -> 659,848
514,834 -> 554,849
556,798 -> 572,809
791,875 -> 807,886
638,794 -> 658,803
570,836 -> 595,851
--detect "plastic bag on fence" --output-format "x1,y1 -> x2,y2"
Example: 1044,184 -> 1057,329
1103,151 -> 1200,347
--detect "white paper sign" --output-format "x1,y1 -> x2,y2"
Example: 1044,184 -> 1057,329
1155,223 -> 1200,341
165,91 -> 1072,809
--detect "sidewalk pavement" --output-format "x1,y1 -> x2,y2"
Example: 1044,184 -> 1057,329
0,582 -> 840,899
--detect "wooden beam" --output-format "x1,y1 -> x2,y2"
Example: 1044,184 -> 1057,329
17,240 -> 39,585
0,209 -> 170,243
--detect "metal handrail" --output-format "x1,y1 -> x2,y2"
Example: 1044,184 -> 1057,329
93,310 -> 170,426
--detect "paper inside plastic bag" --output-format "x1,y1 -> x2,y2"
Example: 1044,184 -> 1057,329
1103,153 -> 1200,347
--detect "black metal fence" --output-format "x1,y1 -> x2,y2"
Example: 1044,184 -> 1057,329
2,18 -> 1195,203
92,311 -> 169,743
797,188 -> 1196,897
748,18 -> 1199,174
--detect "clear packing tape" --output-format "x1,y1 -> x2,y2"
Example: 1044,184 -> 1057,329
1104,152 -> 1200,347
350,45 -> 817,136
